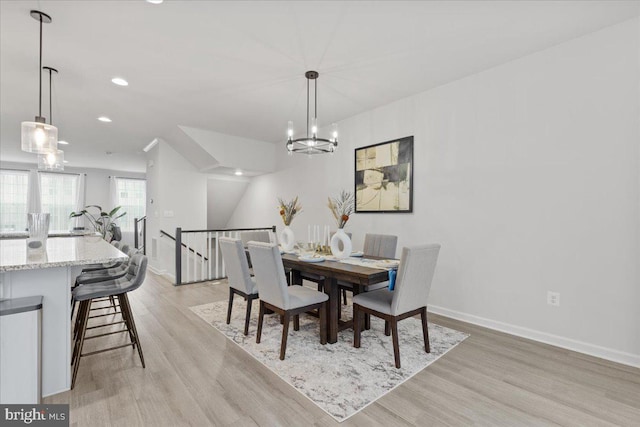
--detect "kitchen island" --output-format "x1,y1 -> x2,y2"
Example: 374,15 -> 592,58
0,235 -> 127,397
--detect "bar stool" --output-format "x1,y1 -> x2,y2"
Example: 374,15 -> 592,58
71,253 -> 148,389
71,247 -> 139,319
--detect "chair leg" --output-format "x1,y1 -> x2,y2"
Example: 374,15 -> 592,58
342,288 -> 347,305
421,307 -> 430,353
243,296 -> 253,336
226,288 -> 235,325
71,300 -> 88,366
385,320 -> 390,336
353,304 -> 361,348
118,294 -> 136,347
256,301 -> 265,344
109,295 -> 117,310
293,314 -> 300,331
121,293 -> 145,368
319,302 -> 327,345
390,317 -> 401,369
71,299 -> 92,389
280,312 -> 290,360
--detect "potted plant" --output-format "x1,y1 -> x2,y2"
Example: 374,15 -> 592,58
69,205 -> 126,241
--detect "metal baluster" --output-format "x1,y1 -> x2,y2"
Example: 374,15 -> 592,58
185,233 -> 190,283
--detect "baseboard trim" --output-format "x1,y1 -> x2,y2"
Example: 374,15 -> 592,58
148,265 -> 176,284
428,305 -> 640,369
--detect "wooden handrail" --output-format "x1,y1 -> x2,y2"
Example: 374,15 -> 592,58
160,229 -> 209,261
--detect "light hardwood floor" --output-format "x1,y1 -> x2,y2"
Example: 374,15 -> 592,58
46,272 -> 640,426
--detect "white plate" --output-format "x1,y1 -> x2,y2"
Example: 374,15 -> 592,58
350,251 -> 364,257
298,256 -> 326,263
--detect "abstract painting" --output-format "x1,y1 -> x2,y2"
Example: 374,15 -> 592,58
355,136 -> 413,212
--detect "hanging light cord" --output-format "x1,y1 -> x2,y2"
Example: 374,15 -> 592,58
38,15 -> 43,118
48,68 -> 53,124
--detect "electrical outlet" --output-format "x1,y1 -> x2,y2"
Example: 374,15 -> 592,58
547,291 -> 560,307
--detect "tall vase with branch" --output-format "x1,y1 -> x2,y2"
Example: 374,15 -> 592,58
69,205 -> 126,241
277,196 -> 302,251
328,190 -> 355,258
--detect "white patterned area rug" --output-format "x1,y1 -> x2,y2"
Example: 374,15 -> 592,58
190,299 -> 468,422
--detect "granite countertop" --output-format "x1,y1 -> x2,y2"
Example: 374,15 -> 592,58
0,235 -> 128,272
0,230 -> 99,239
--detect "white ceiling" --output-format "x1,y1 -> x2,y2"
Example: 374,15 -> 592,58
1,1 -> 638,173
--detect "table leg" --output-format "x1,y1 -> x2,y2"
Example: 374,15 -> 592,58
323,277 -> 338,343
352,284 -> 371,330
291,269 -> 302,286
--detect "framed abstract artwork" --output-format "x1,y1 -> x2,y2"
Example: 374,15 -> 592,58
355,136 -> 413,213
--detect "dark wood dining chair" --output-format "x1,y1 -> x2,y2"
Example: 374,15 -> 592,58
248,241 -> 328,360
353,244 -> 441,368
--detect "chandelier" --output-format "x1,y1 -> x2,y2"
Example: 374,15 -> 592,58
286,71 -> 338,155
21,10 -> 58,154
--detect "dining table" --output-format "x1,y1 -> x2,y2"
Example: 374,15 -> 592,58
281,254 -> 391,344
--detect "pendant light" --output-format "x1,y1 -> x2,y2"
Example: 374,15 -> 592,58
21,10 -> 58,154
38,66 -> 64,171
286,71 -> 338,155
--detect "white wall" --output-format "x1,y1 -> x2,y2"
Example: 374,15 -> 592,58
180,126 -> 276,174
228,18 -> 640,365
145,139 -> 208,279
0,160 -> 145,247
207,175 -> 249,229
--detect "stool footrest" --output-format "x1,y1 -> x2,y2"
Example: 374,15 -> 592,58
81,342 -> 135,357
84,329 -> 128,340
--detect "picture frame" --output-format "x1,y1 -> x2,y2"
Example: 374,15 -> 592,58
354,136 -> 413,213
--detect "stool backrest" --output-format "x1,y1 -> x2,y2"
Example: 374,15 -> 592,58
118,253 -> 148,293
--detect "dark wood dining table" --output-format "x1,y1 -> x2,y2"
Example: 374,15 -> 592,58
281,254 -> 390,344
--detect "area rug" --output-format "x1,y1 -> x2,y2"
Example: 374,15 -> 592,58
190,299 -> 468,422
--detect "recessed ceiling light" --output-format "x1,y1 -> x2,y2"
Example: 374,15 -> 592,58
111,77 -> 128,86
98,116 -> 112,122
58,140 -> 69,145
234,170 -> 243,176
146,0 -> 163,4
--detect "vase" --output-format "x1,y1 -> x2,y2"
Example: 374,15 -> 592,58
27,213 -> 50,251
330,228 -> 352,259
280,225 -> 296,251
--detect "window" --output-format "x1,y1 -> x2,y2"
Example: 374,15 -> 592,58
116,178 -> 146,232
40,172 -> 79,232
0,169 -> 30,232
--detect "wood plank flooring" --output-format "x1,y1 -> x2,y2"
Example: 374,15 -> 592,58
46,272 -> 640,426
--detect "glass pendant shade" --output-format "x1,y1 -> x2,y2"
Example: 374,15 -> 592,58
37,149 -> 64,171
22,120 -> 58,154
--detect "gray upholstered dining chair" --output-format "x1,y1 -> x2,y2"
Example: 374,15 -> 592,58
353,244 -> 441,368
219,237 -> 259,335
339,233 -> 398,304
248,241 -> 328,360
239,230 -> 271,246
